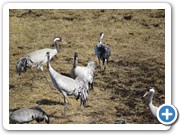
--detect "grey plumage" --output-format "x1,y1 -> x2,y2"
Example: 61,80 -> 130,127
16,37 -> 63,90
9,107 -> 50,124
70,52 -> 95,90
95,32 -> 111,72
46,52 -> 89,107
16,56 -> 29,76
75,76 -> 89,107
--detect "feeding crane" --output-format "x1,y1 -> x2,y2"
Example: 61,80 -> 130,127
9,107 -> 50,124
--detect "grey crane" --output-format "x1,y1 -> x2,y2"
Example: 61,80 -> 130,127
46,52 -> 88,107
94,32 -> 111,72
143,87 -> 159,118
16,37 -> 63,90
70,52 -> 95,90
9,107 -> 50,124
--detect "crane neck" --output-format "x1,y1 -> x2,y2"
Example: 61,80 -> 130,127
99,38 -> 103,44
73,55 -> 78,68
54,42 -> 60,53
148,93 -> 154,106
99,34 -> 104,44
47,55 -> 51,69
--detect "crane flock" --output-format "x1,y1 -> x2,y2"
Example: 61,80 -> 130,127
11,32 -> 163,124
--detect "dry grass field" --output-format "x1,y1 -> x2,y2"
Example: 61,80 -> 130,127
9,9 -> 165,124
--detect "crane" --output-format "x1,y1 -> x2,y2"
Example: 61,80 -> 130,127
46,52 -> 88,108
143,87 -> 159,118
70,52 -> 95,90
95,32 -> 111,72
16,37 -> 63,90
9,107 -> 50,124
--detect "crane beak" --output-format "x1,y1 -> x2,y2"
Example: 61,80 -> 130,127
143,91 -> 149,98
61,40 -> 68,45
159,94 -> 165,98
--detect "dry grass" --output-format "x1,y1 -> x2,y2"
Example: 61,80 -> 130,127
9,9 -> 165,124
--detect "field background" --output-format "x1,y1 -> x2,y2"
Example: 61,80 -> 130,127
9,9 -> 165,124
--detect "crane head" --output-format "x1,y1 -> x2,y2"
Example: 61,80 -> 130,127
143,87 -> 155,98
31,106 -> 50,124
35,112 -> 50,124
74,52 -> 78,58
53,37 -> 63,42
100,32 -> 104,36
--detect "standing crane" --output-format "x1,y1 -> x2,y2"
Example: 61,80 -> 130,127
70,52 -> 95,90
46,52 -> 88,108
143,87 -> 159,118
95,32 -> 111,72
16,37 -> 63,90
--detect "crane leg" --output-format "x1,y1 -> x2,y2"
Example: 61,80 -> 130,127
100,59 -> 106,74
80,98 -> 84,110
63,96 -> 69,106
89,82 -> 93,90
31,69 -> 38,90
98,57 -> 101,68
40,67 -> 54,91
91,82 -> 93,90
63,95 -> 69,116
102,59 -> 107,72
